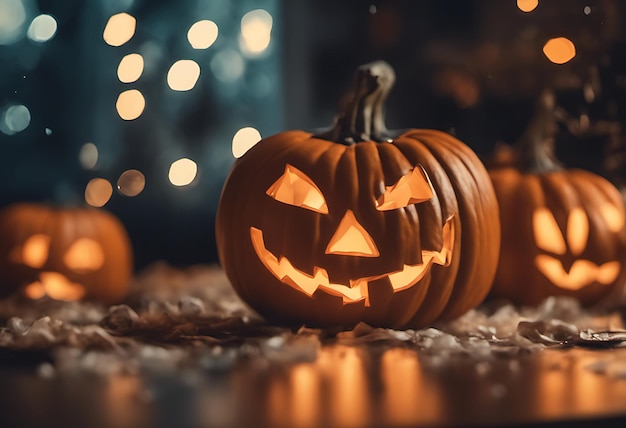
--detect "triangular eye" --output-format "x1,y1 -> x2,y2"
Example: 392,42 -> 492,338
266,164 -> 329,213
376,165 -> 434,211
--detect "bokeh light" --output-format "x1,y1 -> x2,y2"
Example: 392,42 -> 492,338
79,142 -> 98,169
167,60 -> 201,91
103,13 -> 136,47
516,0 -> 538,13
543,37 -> 576,64
117,53 -> 144,83
210,49 -> 244,83
584,6 -> 592,15
232,127 -> 262,158
0,104 -> 31,135
187,20 -> 218,49
240,9 -> 273,55
27,14 -> 57,42
0,0 -> 26,45
85,178 -> 113,207
168,158 -> 197,186
116,89 -> 145,120
117,169 -> 145,196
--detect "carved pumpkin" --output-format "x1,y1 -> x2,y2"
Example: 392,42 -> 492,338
488,91 -> 626,306
216,61 -> 500,328
0,203 -> 133,303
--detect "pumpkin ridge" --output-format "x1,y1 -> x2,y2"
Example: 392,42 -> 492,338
567,173 -> 624,248
216,61 -> 500,328
411,132 -> 499,320
390,136 -> 460,324
487,91 -> 626,305
577,169 -> 625,206
373,141 -> 424,264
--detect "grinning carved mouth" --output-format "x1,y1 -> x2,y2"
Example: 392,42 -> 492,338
250,216 -> 454,306
23,272 -> 86,301
534,255 -> 620,291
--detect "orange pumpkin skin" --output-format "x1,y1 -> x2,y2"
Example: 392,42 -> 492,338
0,203 -> 133,303
488,92 -> 626,306
489,167 -> 626,306
216,62 -> 500,329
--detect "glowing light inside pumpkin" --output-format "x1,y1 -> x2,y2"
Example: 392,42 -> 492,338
167,60 -> 200,91
516,0 -> 538,12
535,256 -> 620,291
187,20 -> 218,49
117,169 -> 145,196
567,208 -> 589,256
85,178 -> 113,207
250,215 -> 455,305
64,238 -> 105,271
24,281 -> 46,299
232,127 -> 262,158
266,164 -> 328,214
543,37 -> 576,64
376,165 -> 434,211
390,216 -> 455,292
533,206 -> 621,289
116,89 -> 145,120
533,208 -> 567,255
79,142 -> 98,169
20,234 -> 51,268
325,210 -> 379,257
601,203 -> 624,233
27,14 -> 57,42
27,272 -> 86,301
534,207 -> 590,256
117,53 -> 144,83
103,13 -> 136,47
168,158 -> 197,186
240,9 -> 272,55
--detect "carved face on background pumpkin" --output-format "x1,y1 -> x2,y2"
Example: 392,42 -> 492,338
216,129 -> 501,329
0,203 -> 133,303
533,205 -> 622,291
489,168 -> 626,306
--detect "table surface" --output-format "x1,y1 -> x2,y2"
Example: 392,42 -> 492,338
2,265 -> 626,428
2,346 -> 626,428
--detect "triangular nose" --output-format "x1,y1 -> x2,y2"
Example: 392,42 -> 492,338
325,210 -> 379,257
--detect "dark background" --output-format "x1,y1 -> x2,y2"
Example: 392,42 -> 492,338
1,0 -> 626,270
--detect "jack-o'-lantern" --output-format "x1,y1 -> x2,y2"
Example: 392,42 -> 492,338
216,61 -> 500,328
488,91 -> 626,306
0,203 -> 133,303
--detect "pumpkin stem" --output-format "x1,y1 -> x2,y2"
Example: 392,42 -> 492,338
316,60 -> 396,145
516,90 -> 563,173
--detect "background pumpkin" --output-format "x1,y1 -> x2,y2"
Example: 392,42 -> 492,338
488,91 -> 626,306
216,61 -> 500,329
0,203 -> 133,303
